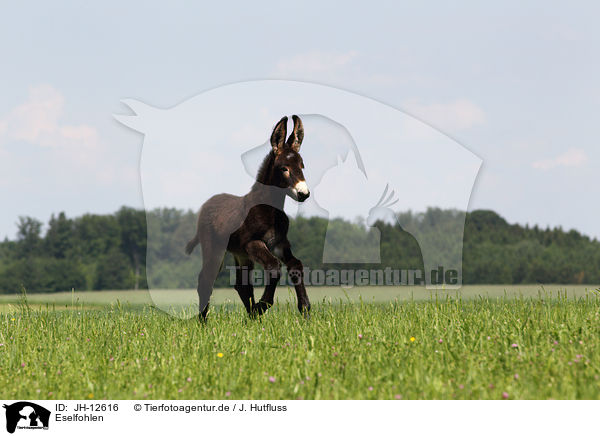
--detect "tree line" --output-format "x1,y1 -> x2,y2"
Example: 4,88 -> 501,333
0,207 -> 598,293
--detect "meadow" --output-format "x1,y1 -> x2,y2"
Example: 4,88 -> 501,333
1,285 -> 599,400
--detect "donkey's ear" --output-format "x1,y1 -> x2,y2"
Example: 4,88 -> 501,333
286,115 -> 304,152
270,116 -> 288,153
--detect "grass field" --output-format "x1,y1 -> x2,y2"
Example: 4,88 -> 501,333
1,285 -> 599,399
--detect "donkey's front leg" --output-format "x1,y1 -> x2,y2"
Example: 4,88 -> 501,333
245,240 -> 281,316
280,242 -> 311,318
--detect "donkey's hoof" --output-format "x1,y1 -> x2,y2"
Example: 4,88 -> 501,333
251,301 -> 272,318
299,305 -> 311,320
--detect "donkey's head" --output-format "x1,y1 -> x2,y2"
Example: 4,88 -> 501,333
269,115 -> 310,202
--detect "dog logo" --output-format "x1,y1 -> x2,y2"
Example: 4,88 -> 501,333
3,402 -> 50,433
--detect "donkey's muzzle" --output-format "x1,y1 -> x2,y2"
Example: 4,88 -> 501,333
293,180 -> 310,202
297,191 -> 310,202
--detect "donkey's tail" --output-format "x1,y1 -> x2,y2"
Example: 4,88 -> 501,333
185,234 -> 200,255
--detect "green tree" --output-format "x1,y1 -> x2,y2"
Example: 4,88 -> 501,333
116,207 -> 147,290
94,248 -> 132,290
45,212 -> 73,258
16,216 -> 42,259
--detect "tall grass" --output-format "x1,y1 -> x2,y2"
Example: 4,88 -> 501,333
1,293 -> 599,399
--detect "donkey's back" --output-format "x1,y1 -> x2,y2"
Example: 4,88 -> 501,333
185,193 -> 247,255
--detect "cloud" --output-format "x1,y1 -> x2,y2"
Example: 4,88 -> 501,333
532,148 -> 588,170
0,84 -> 99,150
274,51 -> 358,78
272,51 -> 398,86
0,85 -> 133,187
402,99 -> 486,132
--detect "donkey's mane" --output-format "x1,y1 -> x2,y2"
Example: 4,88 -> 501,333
253,151 -> 275,188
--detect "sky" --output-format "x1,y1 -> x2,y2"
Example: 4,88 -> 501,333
0,1 -> 599,239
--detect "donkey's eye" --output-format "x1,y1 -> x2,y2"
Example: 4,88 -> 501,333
281,167 -> 289,173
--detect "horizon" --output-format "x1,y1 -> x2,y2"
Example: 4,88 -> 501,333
4,205 -> 597,243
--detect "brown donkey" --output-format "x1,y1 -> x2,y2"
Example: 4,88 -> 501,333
185,115 -> 311,320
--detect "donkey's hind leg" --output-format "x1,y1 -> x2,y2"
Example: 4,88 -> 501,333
233,255 -> 256,314
197,238 -> 226,322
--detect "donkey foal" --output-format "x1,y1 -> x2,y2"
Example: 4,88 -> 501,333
186,115 -> 311,320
